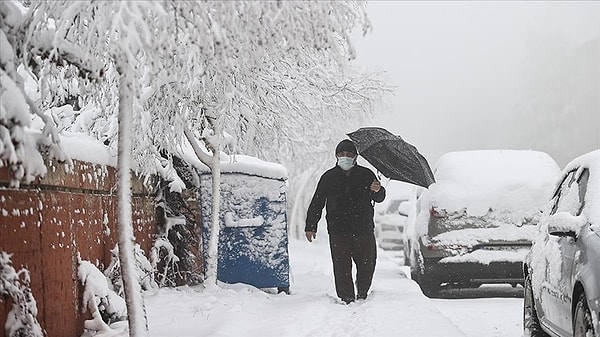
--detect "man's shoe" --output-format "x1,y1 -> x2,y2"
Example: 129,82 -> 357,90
341,297 -> 355,304
357,293 -> 368,300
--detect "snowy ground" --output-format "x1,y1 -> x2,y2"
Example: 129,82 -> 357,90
384,251 -> 525,337
88,232 -> 526,336
433,294 -> 523,337
99,234 -> 524,337
130,236 -> 466,337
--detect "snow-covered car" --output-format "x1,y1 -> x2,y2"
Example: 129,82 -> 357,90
374,199 -> 407,250
410,150 -> 561,297
401,198 -> 418,266
375,222 -> 404,250
523,150 -> 600,337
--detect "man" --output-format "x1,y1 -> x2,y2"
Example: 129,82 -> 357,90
305,139 -> 386,304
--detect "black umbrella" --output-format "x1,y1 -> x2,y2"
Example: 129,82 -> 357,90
347,127 -> 435,188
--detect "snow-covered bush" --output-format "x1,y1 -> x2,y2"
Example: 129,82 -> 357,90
151,235 -> 180,287
104,245 -> 158,296
0,251 -> 45,337
151,156 -> 204,287
77,258 -> 127,333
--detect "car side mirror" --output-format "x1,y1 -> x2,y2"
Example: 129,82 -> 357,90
547,211 -> 585,238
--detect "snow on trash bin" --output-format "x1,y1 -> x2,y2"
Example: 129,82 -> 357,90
199,155 -> 290,291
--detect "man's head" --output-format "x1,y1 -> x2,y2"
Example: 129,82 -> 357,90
335,139 -> 357,158
335,139 -> 357,171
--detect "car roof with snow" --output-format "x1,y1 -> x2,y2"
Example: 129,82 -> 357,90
426,150 -> 561,215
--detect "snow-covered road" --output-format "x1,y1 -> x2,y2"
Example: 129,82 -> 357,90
432,293 -> 523,337
384,250 -> 524,337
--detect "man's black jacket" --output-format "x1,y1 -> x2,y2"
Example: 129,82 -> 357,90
305,164 -> 386,236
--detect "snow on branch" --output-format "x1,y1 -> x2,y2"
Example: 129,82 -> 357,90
1,2 -> 78,187
150,216 -> 184,287
0,251 -> 45,337
103,244 -> 158,297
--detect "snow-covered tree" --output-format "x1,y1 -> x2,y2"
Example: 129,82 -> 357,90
4,1 -> 174,335
28,0 -> 388,282
2,1 -> 389,333
131,1 -> 389,282
0,1 -> 75,188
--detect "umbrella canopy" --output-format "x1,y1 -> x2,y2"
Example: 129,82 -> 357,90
347,127 -> 435,188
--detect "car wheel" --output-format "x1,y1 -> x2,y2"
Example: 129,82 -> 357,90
418,277 -> 440,298
573,292 -> 596,337
523,275 -> 549,337
415,259 -> 440,298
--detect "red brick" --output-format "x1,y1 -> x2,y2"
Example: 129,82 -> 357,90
0,189 -> 45,335
1,162 -> 157,337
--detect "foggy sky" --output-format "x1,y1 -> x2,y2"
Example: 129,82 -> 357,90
352,1 -> 600,168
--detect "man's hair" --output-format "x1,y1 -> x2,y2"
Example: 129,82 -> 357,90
335,139 -> 357,155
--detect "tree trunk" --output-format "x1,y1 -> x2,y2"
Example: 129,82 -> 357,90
182,124 -> 222,285
116,56 -> 147,337
205,145 -> 221,285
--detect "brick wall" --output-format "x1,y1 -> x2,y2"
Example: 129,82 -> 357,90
0,159 -> 156,337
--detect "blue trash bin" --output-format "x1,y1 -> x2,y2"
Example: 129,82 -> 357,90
200,170 -> 290,292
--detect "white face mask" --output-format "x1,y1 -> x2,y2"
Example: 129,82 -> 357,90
337,157 -> 355,171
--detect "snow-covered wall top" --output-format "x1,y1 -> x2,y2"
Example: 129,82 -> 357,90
58,131 -> 117,167
24,128 -> 287,182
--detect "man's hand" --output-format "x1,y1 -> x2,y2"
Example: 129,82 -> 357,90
305,231 -> 316,242
370,180 -> 381,193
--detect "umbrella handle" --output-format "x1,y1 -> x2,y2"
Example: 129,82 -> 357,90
372,171 -> 384,207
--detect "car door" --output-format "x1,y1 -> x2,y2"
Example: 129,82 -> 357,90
541,169 -> 587,334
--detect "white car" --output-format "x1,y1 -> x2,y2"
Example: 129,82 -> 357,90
523,150 -> 600,337
400,199 -> 418,266
374,198 -> 407,250
375,222 -> 404,250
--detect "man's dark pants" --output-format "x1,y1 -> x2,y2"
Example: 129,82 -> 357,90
328,231 -> 377,302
